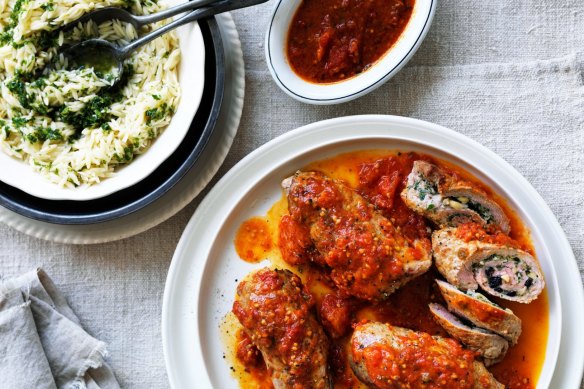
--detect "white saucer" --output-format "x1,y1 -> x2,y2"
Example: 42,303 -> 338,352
0,13 -> 244,244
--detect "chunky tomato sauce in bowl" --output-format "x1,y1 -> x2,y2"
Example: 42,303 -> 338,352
266,0 -> 436,104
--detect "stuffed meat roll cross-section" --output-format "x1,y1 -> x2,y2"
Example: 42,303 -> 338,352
436,279 -> 522,344
282,171 -> 432,301
429,303 -> 509,366
401,161 -> 510,233
350,321 -> 504,389
232,268 -> 332,389
432,223 -> 545,303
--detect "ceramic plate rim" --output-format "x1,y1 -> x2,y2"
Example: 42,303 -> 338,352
162,115 -> 583,388
0,8 -> 205,201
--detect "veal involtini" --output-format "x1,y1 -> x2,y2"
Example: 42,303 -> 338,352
432,223 -> 545,303
429,303 -> 509,366
436,279 -> 522,344
232,268 -> 331,389
401,161 -> 510,233
280,171 -> 432,301
350,321 -> 504,389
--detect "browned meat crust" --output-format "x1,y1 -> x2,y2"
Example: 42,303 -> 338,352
436,280 -> 522,344
472,360 -> 506,389
432,226 -> 545,303
232,268 -> 331,389
401,161 -> 510,233
429,303 -> 509,365
349,321 -> 504,389
283,171 -> 432,301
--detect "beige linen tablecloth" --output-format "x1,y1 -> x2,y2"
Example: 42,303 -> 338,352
1,1 -> 583,387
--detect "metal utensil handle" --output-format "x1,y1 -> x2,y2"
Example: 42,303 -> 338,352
134,0 -> 219,26
119,0 -> 267,58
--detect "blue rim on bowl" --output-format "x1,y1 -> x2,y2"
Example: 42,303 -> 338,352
0,17 -> 225,225
265,0 -> 437,105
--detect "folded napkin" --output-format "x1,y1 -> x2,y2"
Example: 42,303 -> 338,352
0,268 -> 120,389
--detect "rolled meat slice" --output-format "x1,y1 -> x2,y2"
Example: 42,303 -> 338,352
232,268 -> 332,389
282,171 -> 432,301
436,279 -> 522,344
429,303 -> 509,365
401,161 -> 510,233
350,321 -> 504,389
432,224 -> 545,303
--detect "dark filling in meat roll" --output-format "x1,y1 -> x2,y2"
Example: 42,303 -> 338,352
429,303 -> 509,366
472,250 -> 544,304
401,161 -> 510,233
432,224 -> 545,304
435,279 -> 522,345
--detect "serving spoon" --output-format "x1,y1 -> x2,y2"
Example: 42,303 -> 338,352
57,0 -> 268,84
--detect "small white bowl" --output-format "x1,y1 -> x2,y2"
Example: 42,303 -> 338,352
0,0 -> 205,201
265,0 -> 437,105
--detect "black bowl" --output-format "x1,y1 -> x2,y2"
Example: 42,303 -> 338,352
0,18 -> 225,225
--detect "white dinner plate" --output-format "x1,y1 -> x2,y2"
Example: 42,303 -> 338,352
0,0 -> 205,201
162,115 -> 584,388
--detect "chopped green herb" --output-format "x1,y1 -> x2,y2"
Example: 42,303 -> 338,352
57,95 -> 114,130
7,78 -> 31,108
0,31 -> 13,46
467,201 -> 494,223
40,2 -> 54,11
12,117 -> 31,128
413,179 -> 437,201
25,133 -> 38,143
145,103 -> 171,124
32,126 -> 63,142
35,31 -> 57,48
0,0 -> 31,46
123,145 -> 134,161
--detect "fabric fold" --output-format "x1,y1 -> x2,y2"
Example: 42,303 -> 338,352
0,268 -> 120,389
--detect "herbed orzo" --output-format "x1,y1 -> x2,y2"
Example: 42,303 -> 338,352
0,0 -> 180,187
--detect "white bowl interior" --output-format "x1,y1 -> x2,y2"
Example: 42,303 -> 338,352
162,116 -> 573,389
0,4 -> 205,201
266,0 -> 435,103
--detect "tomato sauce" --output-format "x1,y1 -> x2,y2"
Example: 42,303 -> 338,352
287,0 -> 415,83
455,221 -> 523,250
235,217 -> 274,263
223,150 -> 549,389
351,322 -> 477,389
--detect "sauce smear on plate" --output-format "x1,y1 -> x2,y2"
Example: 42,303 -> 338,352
287,0 -> 415,83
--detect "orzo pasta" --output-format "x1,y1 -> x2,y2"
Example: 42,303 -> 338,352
0,0 -> 180,187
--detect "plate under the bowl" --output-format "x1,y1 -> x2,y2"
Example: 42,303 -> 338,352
0,18 -> 225,225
